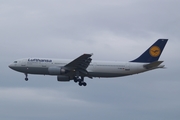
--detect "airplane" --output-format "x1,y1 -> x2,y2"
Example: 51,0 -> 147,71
9,39 -> 168,86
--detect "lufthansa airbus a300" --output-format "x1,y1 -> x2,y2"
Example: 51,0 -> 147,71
9,39 -> 168,86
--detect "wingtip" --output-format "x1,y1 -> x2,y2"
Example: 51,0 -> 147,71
83,53 -> 93,56
158,39 -> 168,41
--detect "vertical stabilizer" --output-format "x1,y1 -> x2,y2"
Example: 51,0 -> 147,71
130,39 -> 168,63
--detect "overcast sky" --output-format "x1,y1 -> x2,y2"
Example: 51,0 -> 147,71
1,0 -> 180,120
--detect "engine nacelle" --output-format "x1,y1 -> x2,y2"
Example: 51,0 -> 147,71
48,66 -> 66,75
57,75 -> 70,82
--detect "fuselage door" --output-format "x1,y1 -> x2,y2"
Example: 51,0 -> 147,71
20,59 -> 27,67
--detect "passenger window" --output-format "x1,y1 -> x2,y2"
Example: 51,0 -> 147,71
14,61 -> 17,63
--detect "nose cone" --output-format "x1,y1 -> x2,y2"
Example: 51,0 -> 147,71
9,64 -> 14,69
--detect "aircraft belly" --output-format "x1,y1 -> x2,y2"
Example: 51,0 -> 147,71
12,66 -> 49,75
88,67 -> 132,77
88,64 -> 145,77
27,67 -> 49,74
89,72 -> 130,77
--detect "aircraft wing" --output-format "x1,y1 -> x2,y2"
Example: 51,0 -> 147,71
63,53 -> 93,77
65,53 -> 93,69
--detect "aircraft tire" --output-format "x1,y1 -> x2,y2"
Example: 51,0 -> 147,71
73,77 -> 79,83
83,82 -> 87,86
78,82 -> 87,86
79,82 -> 83,86
74,79 -> 78,83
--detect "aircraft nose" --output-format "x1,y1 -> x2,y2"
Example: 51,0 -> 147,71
9,64 -> 14,69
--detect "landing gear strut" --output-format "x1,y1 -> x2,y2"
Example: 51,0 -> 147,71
25,73 -> 28,81
78,77 -> 87,86
73,76 -> 87,86
73,76 -> 78,83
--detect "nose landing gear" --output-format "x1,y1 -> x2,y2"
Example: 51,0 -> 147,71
25,73 -> 28,81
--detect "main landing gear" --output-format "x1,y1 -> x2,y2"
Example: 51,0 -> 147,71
74,76 -> 87,86
25,73 -> 28,81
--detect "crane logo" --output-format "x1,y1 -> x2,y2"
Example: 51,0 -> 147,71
149,46 -> 161,57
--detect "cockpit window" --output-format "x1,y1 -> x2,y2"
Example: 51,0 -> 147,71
14,61 -> 17,63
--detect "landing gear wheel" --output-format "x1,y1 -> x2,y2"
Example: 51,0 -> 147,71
74,75 -> 87,86
78,81 -> 87,86
73,77 -> 78,83
25,78 -> 28,81
83,82 -> 87,86
79,82 -> 83,86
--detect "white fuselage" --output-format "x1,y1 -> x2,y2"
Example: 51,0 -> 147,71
8,39 -> 168,86
9,58 -> 148,78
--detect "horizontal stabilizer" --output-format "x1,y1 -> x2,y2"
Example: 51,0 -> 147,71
143,61 -> 164,69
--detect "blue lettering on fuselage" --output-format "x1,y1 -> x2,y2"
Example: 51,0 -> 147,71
28,58 -> 52,62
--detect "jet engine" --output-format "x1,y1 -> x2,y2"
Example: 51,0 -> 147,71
57,75 -> 70,81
